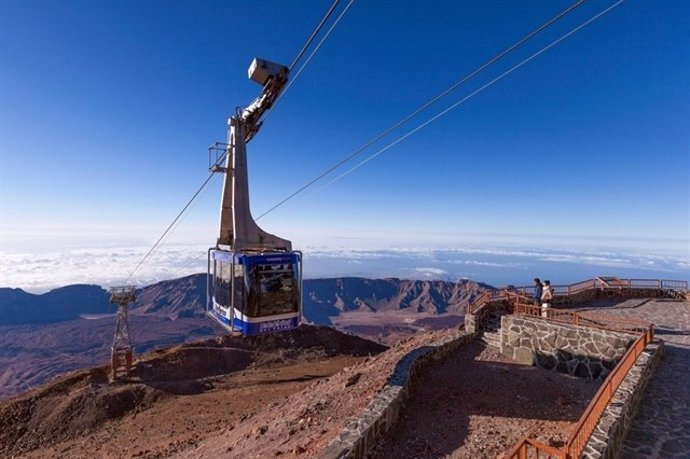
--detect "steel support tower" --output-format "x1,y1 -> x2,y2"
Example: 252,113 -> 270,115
109,286 -> 136,381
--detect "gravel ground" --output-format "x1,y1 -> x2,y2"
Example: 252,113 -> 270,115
369,340 -> 599,459
173,330 -> 453,459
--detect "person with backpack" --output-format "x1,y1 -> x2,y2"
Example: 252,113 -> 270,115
541,280 -> 554,318
533,278 -> 543,305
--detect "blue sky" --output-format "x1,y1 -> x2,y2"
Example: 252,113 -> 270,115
1,0 -> 688,291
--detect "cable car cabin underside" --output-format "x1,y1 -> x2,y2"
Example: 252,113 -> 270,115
208,250 -> 302,335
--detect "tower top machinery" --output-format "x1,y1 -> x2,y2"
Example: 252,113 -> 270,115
207,58 -> 303,335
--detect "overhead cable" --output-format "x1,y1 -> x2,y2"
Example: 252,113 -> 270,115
289,0 -> 342,71
124,2 -> 353,284
255,0 -> 586,220
311,0 -> 626,194
125,172 -> 216,284
266,0 -> 356,120
132,173 -> 218,281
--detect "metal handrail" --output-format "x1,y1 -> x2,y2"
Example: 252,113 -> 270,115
505,436 -> 567,459
473,278 -> 669,458
513,303 -> 653,336
566,332 -> 651,457
467,277 -> 688,316
506,304 -> 654,458
661,279 -> 688,289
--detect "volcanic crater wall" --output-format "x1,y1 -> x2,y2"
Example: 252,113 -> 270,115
499,316 -> 635,380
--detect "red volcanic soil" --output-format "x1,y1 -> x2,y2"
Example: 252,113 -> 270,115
1,324 -> 601,459
0,315 -> 217,400
0,325 -> 386,459
369,340 -> 599,458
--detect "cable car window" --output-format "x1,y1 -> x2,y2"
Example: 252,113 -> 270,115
233,262 -> 245,312
245,263 -> 299,317
214,260 -> 232,309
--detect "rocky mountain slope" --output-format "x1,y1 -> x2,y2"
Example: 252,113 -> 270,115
0,325 -> 388,459
1,275 -> 489,325
0,285 -> 111,325
0,275 -> 491,399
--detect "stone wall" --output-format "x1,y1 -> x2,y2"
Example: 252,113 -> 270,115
319,330 -> 475,459
464,300 -> 509,333
500,315 -> 635,380
582,339 -> 664,459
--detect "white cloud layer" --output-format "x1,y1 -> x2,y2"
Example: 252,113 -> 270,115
2,242 -> 687,294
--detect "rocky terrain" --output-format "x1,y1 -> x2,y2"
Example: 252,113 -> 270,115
0,275 -> 489,399
0,324 -> 602,459
369,340 -> 598,458
0,325 -> 387,458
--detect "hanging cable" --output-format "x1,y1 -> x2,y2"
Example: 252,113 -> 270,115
125,172 -> 216,284
255,0 -> 586,220
264,0 -> 356,122
124,2 -> 352,284
309,0 -> 626,194
133,173 -> 219,281
289,0 -> 342,71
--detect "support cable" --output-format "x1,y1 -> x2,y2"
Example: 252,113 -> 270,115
255,0 -> 586,220
124,2 -> 353,283
265,0 -> 356,121
289,0 -> 342,71
125,172 -> 216,283
309,0 -> 626,195
134,173 -> 219,281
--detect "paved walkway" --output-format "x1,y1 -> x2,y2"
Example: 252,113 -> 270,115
582,299 -> 690,458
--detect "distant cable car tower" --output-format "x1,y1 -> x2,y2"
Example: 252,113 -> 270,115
109,286 -> 136,381
206,58 -> 303,335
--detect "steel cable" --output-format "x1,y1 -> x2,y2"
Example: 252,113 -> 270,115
124,2 -> 353,284
310,0 -> 626,195
255,0 -> 586,220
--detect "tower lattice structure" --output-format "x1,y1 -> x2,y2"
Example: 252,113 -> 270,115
109,286 -> 136,381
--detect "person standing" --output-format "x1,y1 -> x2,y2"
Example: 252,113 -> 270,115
541,280 -> 553,318
533,278 -> 543,305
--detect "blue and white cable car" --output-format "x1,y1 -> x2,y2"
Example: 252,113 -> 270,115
208,250 -> 302,334
207,58 -> 303,335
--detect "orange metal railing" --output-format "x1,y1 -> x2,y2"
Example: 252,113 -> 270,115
505,304 -> 654,459
513,303 -> 653,337
467,277 -> 680,457
467,277 -> 688,316
505,436 -> 567,459
565,332 -> 651,457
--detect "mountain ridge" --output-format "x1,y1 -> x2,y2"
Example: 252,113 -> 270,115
0,274 -> 491,399
0,274 -> 493,326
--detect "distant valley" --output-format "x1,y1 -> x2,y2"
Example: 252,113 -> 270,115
0,274 -> 490,399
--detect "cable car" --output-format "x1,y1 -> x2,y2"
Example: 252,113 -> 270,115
207,58 -> 303,335
208,251 -> 302,334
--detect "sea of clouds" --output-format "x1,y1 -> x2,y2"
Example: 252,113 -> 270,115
1,242 -> 687,293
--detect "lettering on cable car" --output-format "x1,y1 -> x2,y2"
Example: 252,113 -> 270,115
259,319 -> 295,333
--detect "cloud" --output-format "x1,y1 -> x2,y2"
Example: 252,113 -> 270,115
0,244 -> 209,293
414,267 -> 448,277
2,242 -> 687,293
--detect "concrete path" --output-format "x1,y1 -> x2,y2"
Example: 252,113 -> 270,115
583,299 -> 690,458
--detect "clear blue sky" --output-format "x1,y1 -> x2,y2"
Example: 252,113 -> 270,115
1,0 -> 688,289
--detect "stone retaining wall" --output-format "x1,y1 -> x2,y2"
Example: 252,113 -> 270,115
500,316 -> 635,380
582,339 -> 664,459
464,300 -> 509,333
319,330 -> 475,459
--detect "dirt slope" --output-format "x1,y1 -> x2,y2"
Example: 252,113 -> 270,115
0,325 -> 386,458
